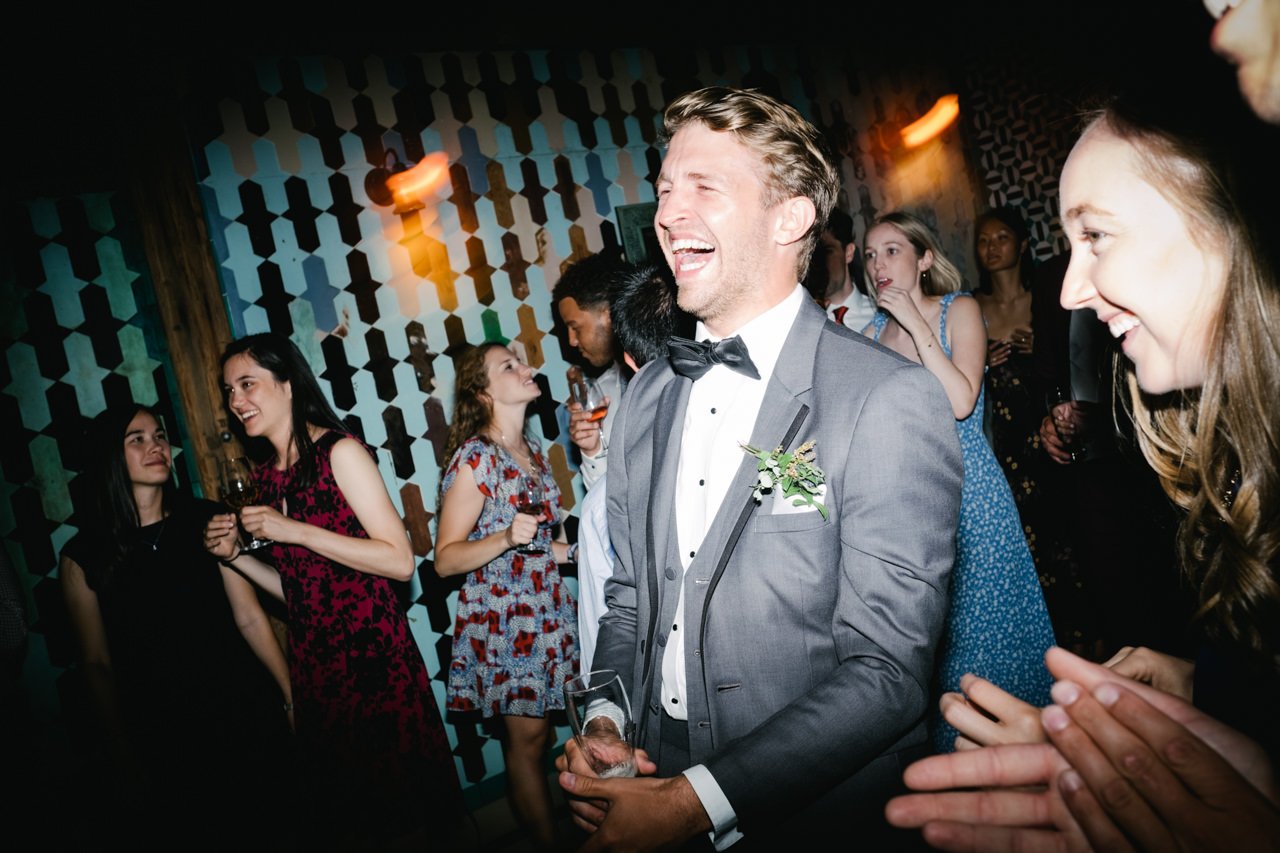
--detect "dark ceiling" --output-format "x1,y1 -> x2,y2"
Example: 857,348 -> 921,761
4,1 -> 1223,203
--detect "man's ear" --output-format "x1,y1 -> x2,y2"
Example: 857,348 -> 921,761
843,242 -> 856,266
775,196 -> 817,247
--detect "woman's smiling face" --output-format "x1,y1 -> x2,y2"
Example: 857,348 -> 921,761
1058,122 -> 1228,394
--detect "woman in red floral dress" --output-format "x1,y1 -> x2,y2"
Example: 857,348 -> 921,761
436,341 -> 578,852
205,332 -> 460,850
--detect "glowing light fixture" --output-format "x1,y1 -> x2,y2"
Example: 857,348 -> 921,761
901,95 -> 960,149
386,151 -> 450,213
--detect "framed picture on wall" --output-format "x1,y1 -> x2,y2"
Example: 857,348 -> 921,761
616,202 -> 661,264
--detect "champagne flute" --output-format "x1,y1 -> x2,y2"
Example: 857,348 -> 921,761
1045,386 -> 1078,464
220,456 -> 274,550
564,669 -> 637,778
514,472 -> 544,554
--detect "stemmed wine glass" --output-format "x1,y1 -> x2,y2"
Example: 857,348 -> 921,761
567,366 -> 609,424
514,472 -> 545,554
220,456 -> 274,551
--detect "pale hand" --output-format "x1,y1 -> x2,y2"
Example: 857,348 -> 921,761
239,504 -> 291,545
1103,646 -> 1194,700
203,513 -> 241,559
506,512 -> 539,548
942,672 -> 1047,749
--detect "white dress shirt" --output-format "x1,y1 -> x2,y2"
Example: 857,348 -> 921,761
663,284 -> 806,850
826,286 -> 878,334
575,478 -> 613,672
578,362 -> 624,491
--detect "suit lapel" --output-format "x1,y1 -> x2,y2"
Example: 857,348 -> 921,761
693,300 -> 825,572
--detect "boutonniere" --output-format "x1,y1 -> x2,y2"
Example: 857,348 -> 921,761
740,439 -> 828,519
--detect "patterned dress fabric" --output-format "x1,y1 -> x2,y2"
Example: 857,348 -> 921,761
872,292 -> 1055,753
985,344 -> 1096,654
442,436 -> 578,719
255,431 -> 460,841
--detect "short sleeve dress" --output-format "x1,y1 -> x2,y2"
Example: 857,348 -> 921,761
872,292 -> 1056,753
441,435 -> 579,718
255,430 -> 460,840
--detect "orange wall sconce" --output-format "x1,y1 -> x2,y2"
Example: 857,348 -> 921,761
901,94 -> 960,149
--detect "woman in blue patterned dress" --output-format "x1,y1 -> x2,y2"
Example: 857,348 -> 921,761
861,211 -> 1055,753
436,341 -> 577,851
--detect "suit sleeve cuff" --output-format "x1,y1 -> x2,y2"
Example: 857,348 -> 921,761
682,765 -> 744,850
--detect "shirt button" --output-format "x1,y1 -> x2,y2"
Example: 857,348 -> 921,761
698,479 -> 705,486
710,407 -> 717,414
672,623 -> 678,631
671,697 -> 679,704
689,551 -> 695,558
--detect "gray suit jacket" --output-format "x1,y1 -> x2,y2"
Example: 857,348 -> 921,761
594,297 -> 962,839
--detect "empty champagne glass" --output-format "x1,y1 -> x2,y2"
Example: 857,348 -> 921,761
220,456 -> 274,550
564,669 -> 637,778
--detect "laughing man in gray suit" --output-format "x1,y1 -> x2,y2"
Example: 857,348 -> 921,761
558,86 -> 963,850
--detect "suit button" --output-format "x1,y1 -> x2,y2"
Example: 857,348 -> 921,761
656,633 -> 667,646
664,567 -> 676,580
650,703 -> 660,715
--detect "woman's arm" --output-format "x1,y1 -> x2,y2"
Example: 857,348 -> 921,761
220,565 -> 292,722
434,462 -> 538,577
879,290 -> 986,419
205,513 -> 286,603
59,553 -> 133,765
239,438 -> 415,581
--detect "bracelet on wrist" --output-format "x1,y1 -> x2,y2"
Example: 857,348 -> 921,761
567,542 -> 580,563
218,545 -> 242,567
282,701 -> 294,712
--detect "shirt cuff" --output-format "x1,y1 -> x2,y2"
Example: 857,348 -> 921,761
682,764 -> 743,850
580,454 -> 606,490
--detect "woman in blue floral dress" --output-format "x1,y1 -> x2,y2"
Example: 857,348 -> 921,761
436,341 -> 577,851
862,212 -> 1055,754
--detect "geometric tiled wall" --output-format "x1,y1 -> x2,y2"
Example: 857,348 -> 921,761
5,42 -> 988,808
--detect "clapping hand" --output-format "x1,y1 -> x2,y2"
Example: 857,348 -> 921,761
887,648 -> 1279,851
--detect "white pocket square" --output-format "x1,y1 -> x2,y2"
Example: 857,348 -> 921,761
770,483 -> 826,515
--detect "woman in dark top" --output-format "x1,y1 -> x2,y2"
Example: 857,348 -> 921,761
59,403 -> 294,849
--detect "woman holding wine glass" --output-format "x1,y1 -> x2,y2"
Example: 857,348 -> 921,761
435,341 -> 576,852
203,332 -> 461,850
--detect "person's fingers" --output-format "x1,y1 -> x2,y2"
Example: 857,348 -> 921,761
940,691 -> 1003,746
887,789 -> 1054,828
1043,683 -> 1177,851
921,821 -> 1069,853
902,744 -> 1057,791
1057,768 -> 1140,852
1102,646 -> 1136,669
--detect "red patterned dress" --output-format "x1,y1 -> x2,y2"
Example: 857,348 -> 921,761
442,435 -> 578,718
255,430 -> 459,841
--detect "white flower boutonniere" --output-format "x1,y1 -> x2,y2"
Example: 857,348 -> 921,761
740,439 -> 828,519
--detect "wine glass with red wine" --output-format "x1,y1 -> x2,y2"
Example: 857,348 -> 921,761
514,472 -> 544,554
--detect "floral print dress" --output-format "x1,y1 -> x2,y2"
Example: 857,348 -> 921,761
442,435 -> 579,718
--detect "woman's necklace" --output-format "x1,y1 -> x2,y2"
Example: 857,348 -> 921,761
139,517 -> 168,551
499,431 -> 533,467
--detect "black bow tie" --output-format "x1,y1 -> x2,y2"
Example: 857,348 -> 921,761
666,335 -> 760,381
